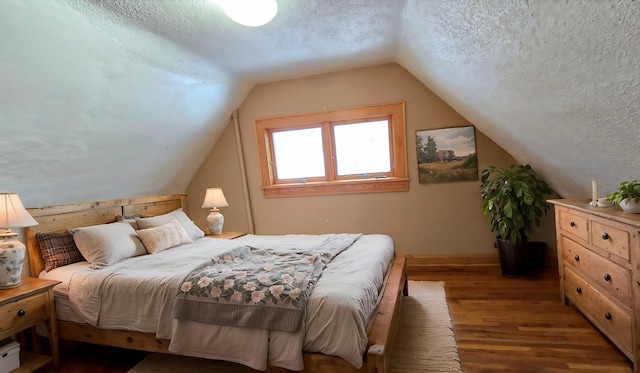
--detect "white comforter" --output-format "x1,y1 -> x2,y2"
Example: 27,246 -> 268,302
40,234 -> 394,371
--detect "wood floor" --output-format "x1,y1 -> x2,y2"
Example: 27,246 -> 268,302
35,262 -> 633,373
411,262 -> 633,373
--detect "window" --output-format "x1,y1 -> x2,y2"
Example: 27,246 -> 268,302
255,102 -> 408,197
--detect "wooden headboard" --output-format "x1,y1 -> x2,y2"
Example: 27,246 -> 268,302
24,194 -> 187,277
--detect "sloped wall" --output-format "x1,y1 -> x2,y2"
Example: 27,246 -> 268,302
1,1 -> 242,208
188,63 -> 555,255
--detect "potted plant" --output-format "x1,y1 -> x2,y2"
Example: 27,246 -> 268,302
480,164 -> 552,277
608,180 -> 640,214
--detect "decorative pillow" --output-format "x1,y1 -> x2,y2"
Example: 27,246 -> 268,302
116,214 -> 141,230
136,219 -> 194,254
70,221 -> 147,269
36,232 -> 85,272
135,208 -> 205,241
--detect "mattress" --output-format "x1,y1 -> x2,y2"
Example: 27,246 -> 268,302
39,233 -> 394,371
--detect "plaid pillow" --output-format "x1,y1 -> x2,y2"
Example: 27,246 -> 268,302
36,232 -> 85,272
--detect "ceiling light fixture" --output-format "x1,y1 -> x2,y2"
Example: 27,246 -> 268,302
221,0 -> 278,27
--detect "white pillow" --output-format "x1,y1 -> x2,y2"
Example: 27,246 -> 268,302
135,208 -> 205,241
70,222 -> 147,269
136,219 -> 194,254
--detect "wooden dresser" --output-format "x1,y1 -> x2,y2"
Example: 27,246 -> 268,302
550,199 -> 640,372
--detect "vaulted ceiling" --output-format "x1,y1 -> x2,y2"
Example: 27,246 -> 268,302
2,0 -> 638,207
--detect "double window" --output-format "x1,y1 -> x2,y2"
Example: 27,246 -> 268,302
255,102 -> 408,197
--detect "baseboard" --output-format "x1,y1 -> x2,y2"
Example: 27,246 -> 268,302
406,254 -> 500,269
405,253 -> 558,272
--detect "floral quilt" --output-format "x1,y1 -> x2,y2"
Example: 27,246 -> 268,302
173,233 -> 360,332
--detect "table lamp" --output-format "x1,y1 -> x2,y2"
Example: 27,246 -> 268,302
0,193 -> 38,288
201,188 -> 229,235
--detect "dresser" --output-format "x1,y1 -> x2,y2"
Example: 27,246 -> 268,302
550,199 -> 640,372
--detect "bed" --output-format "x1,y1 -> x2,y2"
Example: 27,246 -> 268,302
25,194 -> 407,373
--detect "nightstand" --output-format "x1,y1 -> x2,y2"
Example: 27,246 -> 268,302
0,277 -> 60,372
205,232 -> 246,240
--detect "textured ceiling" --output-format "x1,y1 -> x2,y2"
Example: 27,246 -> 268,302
1,0 -> 639,207
65,0 -> 403,83
398,0 -> 640,198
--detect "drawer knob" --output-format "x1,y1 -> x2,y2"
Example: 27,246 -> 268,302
601,232 -> 609,240
604,273 -> 611,281
604,312 -> 612,320
570,221 -> 576,227
17,309 -> 26,317
574,255 -> 580,262
576,287 -> 582,294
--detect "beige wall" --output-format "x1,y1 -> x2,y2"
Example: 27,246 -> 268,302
188,63 -> 556,255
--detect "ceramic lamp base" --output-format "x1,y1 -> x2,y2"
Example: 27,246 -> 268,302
0,240 -> 25,289
206,209 -> 225,235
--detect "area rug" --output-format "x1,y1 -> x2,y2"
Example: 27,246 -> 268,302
128,281 -> 462,373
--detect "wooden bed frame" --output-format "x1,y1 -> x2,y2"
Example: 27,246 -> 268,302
25,194 -> 408,373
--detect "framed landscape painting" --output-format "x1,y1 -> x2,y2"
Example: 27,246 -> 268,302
416,125 -> 478,184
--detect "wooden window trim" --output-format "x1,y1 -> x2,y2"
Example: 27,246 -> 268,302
255,102 -> 408,197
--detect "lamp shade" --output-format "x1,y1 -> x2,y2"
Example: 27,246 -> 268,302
0,193 -> 38,229
202,188 -> 229,209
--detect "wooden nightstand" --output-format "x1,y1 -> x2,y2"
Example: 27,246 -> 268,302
205,232 -> 246,240
0,277 -> 60,372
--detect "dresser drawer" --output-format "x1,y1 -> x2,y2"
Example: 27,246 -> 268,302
586,285 -> 633,356
591,220 -> 630,261
559,210 -> 589,242
561,236 -> 631,306
0,292 -> 47,333
563,266 -> 590,309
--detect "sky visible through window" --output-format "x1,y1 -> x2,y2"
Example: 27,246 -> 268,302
272,127 -> 325,179
334,120 -> 390,175
271,120 -> 391,180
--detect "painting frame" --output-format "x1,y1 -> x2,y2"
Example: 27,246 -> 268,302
416,125 -> 478,184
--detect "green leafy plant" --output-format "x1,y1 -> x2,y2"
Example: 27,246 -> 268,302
480,164 -> 552,245
608,180 -> 640,205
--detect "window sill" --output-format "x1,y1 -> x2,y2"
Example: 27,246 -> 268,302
262,177 -> 409,198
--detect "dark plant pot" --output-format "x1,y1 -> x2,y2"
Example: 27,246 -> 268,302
496,236 -> 528,278
527,241 -> 548,271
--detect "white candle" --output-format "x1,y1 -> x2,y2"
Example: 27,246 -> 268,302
592,180 -> 599,202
